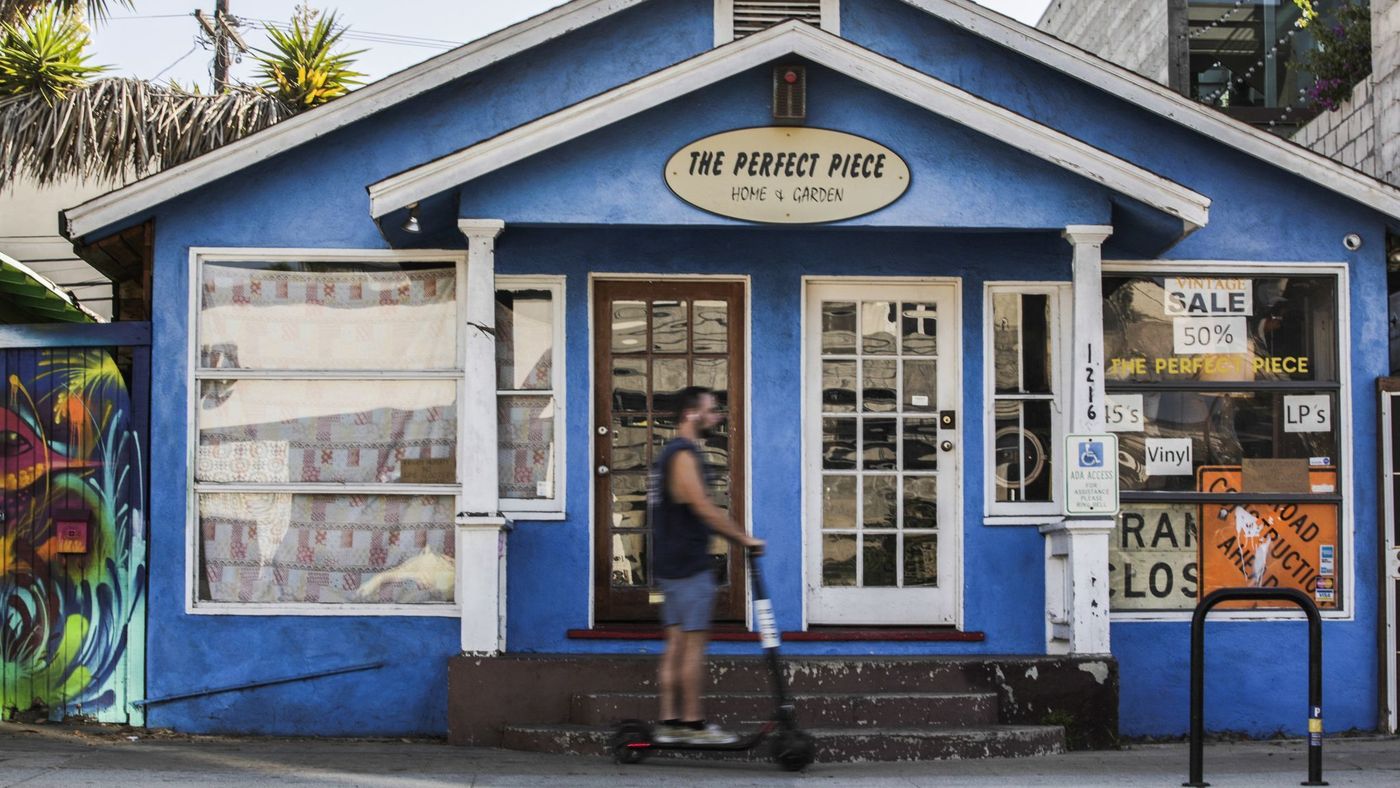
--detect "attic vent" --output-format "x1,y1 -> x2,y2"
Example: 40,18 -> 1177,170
733,1 -> 823,39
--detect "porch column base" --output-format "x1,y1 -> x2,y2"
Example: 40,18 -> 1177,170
457,516 -> 512,655
1040,519 -> 1113,655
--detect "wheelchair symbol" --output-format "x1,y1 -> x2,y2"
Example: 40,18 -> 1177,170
1078,441 -> 1104,468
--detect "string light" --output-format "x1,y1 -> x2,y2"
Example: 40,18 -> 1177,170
1194,2 -> 1318,108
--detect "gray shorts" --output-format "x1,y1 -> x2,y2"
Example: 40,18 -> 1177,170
658,570 -> 719,632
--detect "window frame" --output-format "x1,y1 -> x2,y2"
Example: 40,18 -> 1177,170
185,247 -> 467,617
982,282 -> 1072,523
495,275 -> 567,519
1103,260 -> 1354,623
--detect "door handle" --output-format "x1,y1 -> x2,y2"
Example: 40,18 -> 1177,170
597,464 -> 611,477
940,440 -> 954,453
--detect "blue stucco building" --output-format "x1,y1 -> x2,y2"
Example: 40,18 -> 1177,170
56,0 -> 1400,754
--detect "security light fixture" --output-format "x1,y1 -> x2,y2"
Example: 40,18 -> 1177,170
1343,233 -> 1362,251
403,203 -> 422,234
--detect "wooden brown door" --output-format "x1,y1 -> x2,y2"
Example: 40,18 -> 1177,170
593,280 -> 746,624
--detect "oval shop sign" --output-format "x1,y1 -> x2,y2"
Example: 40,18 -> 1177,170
664,127 -> 910,224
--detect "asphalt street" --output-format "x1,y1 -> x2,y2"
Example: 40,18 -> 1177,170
1,722 -> 1398,787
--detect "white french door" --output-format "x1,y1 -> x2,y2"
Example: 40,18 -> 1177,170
804,281 -> 961,625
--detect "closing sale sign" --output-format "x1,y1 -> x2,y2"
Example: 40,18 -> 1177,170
1065,434 -> 1119,515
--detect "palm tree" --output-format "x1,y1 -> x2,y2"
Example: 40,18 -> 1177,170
0,2 -> 362,188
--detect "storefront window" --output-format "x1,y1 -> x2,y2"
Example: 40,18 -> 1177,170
195,255 -> 462,608
1104,271 -> 1343,613
985,284 -> 1066,518
495,278 -> 565,513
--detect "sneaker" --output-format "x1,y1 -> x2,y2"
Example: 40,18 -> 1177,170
652,723 -> 688,744
681,721 -> 739,744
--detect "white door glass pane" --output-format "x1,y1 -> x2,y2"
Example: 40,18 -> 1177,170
499,394 -> 556,500
197,379 -> 457,484
900,302 -> 937,355
198,493 -> 455,604
822,302 -> 857,354
496,289 -> 554,390
200,261 -> 457,370
861,301 -> 898,354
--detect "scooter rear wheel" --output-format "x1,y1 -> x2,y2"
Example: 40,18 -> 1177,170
610,719 -> 653,764
771,729 -> 816,771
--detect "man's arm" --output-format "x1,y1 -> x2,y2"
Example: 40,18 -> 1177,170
668,450 -> 764,552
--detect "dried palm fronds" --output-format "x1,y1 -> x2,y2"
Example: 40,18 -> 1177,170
0,76 -> 292,187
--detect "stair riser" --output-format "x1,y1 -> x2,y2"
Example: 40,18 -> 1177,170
570,694 -> 999,728
500,726 -> 1065,763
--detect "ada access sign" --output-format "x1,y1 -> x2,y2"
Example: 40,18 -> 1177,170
1065,434 -> 1120,516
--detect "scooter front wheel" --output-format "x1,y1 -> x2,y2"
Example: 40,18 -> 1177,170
610,719 -> 653,764
771,729 -> 816,771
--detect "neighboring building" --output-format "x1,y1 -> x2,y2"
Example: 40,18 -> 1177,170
1039,0 -> 1400,186
1,178 -> 117,319
36,0 -> 1400,754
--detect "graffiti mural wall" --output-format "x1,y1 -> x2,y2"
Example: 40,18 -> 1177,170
2,348 -> 146,723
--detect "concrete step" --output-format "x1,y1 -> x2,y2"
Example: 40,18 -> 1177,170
569,690 -> 1000,728
501,723 -> 1066,763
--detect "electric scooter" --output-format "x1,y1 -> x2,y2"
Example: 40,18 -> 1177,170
609,550 -> 817,772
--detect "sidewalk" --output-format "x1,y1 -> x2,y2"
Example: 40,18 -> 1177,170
1,722 -> 1397,787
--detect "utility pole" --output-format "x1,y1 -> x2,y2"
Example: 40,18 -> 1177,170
195,2 -> 247,93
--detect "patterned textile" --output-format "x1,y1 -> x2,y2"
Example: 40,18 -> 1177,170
498,395 -> 555,499
200,264 -> 457,370
200,494 -> 455,604
197,380 -> 457,485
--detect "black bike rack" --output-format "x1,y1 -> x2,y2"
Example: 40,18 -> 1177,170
1185,587 -> 1325,787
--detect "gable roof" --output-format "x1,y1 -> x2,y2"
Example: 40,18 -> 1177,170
59,0 -> 1400,242
369,20 -> 1210,234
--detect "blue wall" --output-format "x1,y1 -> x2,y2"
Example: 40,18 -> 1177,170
125,0 -> 1391,737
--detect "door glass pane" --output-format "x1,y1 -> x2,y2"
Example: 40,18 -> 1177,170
862,301 -> 898,354
693,358 -> 729,410
822,302 -> 857,354
863,359 -> 897,413
612,301 -> 647,353
611,414 -> 649,472
903,418 -> 939,471
699,421 -> 730,475
863,475 -> 897,529
708,536 -> 730,585
903,476 -> 937,530
822,475 -> 856,529
652,301 -> 688,353
611,533 -> 648,586
904,360 -> 936,412
904,533 -> 938,586
693,300 -> 728,353
651,416 -> 677,462
612,358 -> 648,412
900,302 -> 937,355
863,418 -> 897,470
863,533 -> 897,586
822,534 -> 857,586
652,358 -> 690,417
822,361 -> 856,413
823,418 -> 857,470
611,474 -> 648,528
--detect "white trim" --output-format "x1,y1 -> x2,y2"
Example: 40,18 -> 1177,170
367,21 -> 1210,234
1101,259 -> 1355,623
64,0 -> 1400,240
800,276 -> 964,628
185,247 -> 470,617
61,0 -> 651,240
495,275 -> 568,517
982,281 -> 1071,520
585,273 -> 754,631
897,0 -> 1400,223
1382,390 -> 1398,733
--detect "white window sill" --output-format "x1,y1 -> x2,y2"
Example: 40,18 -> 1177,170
1112,609 -> 1353,623
186,603 -> 460,617
983,514 -> 1064,527
501,510 -> 567,522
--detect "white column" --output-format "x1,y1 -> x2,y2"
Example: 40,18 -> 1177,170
456,218 -> 510,654
1042,224 -> 1114,656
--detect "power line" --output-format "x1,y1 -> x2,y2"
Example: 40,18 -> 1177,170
241,17 -> 461,49
152,44 -> 200,81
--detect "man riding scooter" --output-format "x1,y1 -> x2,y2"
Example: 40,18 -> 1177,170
649,385 -> 765,745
